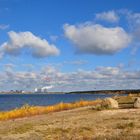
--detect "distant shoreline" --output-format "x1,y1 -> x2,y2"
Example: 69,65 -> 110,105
0,92 -> 65,94
67,89 -> 140,94
0,89 -> 140,94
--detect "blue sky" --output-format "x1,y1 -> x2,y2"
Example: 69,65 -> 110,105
0,0 -> 140,91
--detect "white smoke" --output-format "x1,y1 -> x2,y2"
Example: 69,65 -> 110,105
41,85 -> 53,90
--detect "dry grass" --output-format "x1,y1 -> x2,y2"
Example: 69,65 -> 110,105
0,106 -> 139,140
0,95 -> 140,140
0,99 -> 101,121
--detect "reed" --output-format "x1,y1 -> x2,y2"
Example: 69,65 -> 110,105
0,99 -> 101,121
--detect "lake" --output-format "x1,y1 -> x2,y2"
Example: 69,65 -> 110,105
0,93 -> 115,111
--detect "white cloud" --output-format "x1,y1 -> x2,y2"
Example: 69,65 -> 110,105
95,66 -> 120,76
0,31 -> 60,58
64,23 -> 131,55
95,10 -> 119,23
118,10 -> 140,54
0,65 -> 140,91
118,9 -> 140,38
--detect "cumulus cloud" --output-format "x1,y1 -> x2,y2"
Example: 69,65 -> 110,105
117,9 -> 140,39
0,31 -> 60,58
95,9 -> 140,42
95,10 -> 119,23
64,23 -> 131,55
118,9 -> 140,54
0,65 -> 140,91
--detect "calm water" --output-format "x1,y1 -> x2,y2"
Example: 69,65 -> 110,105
0,93 -> 115,111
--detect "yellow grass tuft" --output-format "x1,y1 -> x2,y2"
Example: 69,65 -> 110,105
0,99 -> 101,121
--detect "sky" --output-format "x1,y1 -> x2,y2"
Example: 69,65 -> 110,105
0,0 -> 140,92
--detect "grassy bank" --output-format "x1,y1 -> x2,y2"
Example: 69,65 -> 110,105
0,99 -> 101,121
0,99 -> 139,140
0,95 -> 140,139
0,94 -> 139,121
